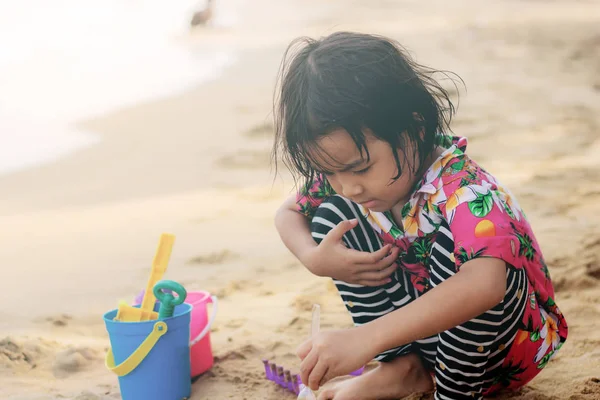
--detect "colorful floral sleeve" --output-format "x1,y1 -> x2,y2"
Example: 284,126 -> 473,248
295,174 -> 336,220
437,160 -> 538,271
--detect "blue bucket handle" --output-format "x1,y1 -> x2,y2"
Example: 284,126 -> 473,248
105,321 -> 168,377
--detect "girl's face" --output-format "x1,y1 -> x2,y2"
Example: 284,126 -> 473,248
310,128 -> 424,213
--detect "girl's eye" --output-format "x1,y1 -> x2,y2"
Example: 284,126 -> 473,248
353,166 -> 371,175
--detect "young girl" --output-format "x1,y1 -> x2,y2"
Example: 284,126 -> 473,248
272,32 -> 568,400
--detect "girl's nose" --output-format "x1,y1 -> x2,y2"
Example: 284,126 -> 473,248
342,182 -> 364,199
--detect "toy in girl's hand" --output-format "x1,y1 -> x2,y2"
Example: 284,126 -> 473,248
261,359 -> 364,395
296,304 -> 321,398
261,304 -> 365,395
297,385 -> 317,399
260,304 -> 323,396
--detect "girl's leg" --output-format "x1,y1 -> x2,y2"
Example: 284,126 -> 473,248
427,221 -> 529,400
311,196 -> 436,399
310,195 -> 415,360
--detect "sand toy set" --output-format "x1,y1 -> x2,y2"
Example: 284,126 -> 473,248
262,305 -> 365,398
102,234 -> 362,399
103,233 -> 218,400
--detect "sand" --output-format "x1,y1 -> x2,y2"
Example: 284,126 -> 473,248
1,0 -> 600,398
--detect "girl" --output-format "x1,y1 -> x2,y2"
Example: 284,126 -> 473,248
272,32 -> 567,400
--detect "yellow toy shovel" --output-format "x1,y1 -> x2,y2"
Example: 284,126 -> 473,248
114,233 -> 175,322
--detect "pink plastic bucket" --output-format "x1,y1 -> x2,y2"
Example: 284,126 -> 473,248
187,291 -> 218,378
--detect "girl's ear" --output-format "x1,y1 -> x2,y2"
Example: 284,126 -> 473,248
412,112 -> 424,121
412,112 -> 426,141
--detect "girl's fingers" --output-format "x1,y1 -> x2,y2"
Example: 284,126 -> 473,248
317,388 -> 335,400
299,349 -> 318,389
351,244 -> 392,264
358,263 -> 398,281
373,248 -> 400,270
296,338 -> 313,360
308,360 -> 328,391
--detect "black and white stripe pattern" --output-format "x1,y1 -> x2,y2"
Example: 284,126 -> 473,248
309,195 -> 527,399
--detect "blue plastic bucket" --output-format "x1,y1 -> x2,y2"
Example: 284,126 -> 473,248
103,303 -> 192,400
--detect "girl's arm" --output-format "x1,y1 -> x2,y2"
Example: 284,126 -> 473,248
274,194 -> 398,285
296,257 -> 507,389
366,257 -> 507,355
274,194 -> 318,267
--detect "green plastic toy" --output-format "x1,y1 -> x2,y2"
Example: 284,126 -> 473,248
153,280 -> 187,319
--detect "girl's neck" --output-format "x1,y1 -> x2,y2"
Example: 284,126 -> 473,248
389,146 -> 444,224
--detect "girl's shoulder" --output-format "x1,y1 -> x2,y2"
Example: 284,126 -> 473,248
296,174 -> 336,219
426,136 -> 513,200
436,148 -> 526,222
415,136 -> 528,229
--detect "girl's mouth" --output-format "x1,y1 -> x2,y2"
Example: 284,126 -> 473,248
361,199 -> 378,208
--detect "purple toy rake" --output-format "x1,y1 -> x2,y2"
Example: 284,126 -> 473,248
262,304 -> 365,396
261,359 -> 365,395
262,359 -> 303,395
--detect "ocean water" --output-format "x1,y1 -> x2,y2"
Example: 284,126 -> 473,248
0,0 -> 240,175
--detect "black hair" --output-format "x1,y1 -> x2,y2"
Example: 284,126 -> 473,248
272,31 -> 463,191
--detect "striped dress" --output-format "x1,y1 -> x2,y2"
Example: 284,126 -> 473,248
297,136 -> 568,399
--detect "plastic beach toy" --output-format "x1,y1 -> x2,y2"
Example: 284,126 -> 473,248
297,304 -> 320,399
104,280 -> 192,400
153,280 -> 187,319
114,233 -> 175,322
262,360 -> 303,395
298,384 -> 317,399
261,361 -> 365,395
187,290 -> 218,377
262,304 -> 365,395
132,288 -> 219,378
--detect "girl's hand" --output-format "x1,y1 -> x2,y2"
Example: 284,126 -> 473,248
302,219 -> 399,286
296,327 -> 375,390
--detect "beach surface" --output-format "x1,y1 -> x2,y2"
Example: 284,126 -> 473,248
1,0 -> 600,398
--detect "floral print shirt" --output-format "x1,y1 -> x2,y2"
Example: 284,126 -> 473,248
296,136 -> 567,389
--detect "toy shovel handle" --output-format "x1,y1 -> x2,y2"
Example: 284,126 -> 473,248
154,280 -> 187,319
190,295 -> 218,347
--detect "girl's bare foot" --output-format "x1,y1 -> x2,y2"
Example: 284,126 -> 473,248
317,353 -> 433,400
